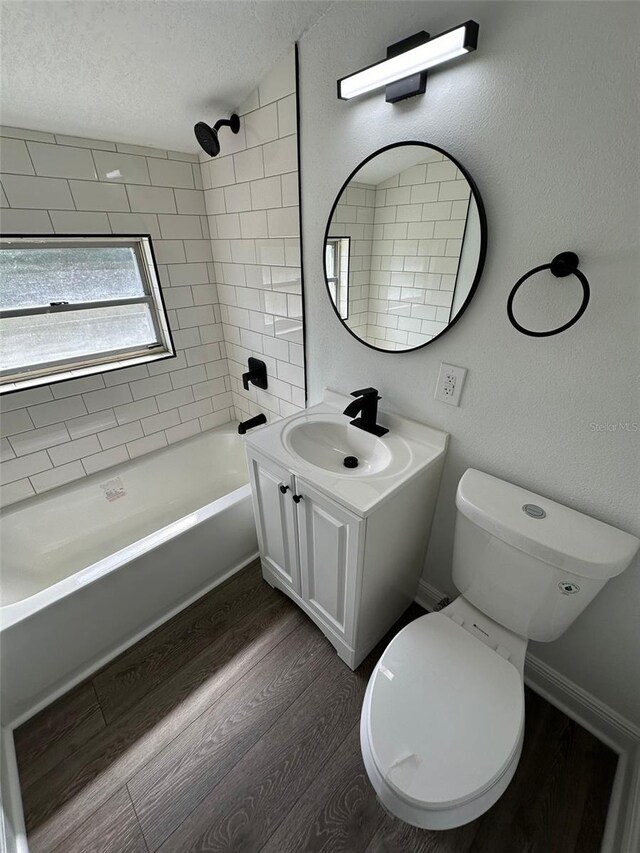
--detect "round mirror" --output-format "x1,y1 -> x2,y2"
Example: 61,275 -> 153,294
324,142 -> 486,352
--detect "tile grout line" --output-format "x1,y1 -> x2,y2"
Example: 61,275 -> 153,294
87,146 -> 99,187
22,140 -> 39,185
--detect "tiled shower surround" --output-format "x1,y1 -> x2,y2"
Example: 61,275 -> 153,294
0,50 -> 303,507
329,151 -> 471,350
200,50 -> 304,424
327,182 -> 376,336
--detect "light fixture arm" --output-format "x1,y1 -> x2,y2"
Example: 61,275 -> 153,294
384,31 -> 430,103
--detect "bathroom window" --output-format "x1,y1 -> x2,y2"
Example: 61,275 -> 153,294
325,237 -> 350,319
0,235 -> 174,394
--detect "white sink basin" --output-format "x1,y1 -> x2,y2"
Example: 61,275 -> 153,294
283,418 -> 392,475
245,390 -> 448,517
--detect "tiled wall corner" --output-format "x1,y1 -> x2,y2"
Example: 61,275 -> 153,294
0,130 -> 232,507
327,181 -> 376,333
199,48 -> 305,425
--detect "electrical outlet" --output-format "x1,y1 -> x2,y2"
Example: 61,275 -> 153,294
434,363 -> 467,406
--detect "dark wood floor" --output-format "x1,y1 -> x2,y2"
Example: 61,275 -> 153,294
15,560 -> 617,853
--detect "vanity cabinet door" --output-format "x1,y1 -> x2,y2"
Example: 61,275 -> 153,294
294,478 -> 363,644
247,451 -> 301,594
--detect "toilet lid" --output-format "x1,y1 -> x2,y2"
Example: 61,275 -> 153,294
366,612 -> 524,810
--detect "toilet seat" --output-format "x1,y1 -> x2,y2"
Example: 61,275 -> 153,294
361,611 -> 524,827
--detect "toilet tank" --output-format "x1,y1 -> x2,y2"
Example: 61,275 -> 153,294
452,469 -> 639,642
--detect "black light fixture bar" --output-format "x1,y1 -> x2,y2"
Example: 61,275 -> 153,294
337,21 -> 479,102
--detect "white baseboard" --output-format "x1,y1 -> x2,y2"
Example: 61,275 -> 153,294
416,578 -> 640,853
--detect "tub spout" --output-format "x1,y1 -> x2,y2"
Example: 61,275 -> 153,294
238,414 -> 267,434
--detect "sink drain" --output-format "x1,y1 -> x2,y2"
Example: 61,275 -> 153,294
343,456 -> 359,469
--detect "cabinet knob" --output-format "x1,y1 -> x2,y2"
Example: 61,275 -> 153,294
279,484 -> 290,494
292,494 -> 303,504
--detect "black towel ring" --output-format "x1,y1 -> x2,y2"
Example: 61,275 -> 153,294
507,252 -> 590,337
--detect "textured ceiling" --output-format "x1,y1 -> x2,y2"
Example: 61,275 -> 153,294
0,0 -> 331,152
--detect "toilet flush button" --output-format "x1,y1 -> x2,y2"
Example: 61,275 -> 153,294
523,503 -> 546,519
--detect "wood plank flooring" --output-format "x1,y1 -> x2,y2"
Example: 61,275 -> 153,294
15,559 -> 617,853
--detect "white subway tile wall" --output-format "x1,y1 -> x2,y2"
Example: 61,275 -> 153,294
200,49 -> 304,424
0,48 -> 304,506
366,155 -> 469,349
328,151 -> 470,350
327,181 -> 376,333
0,125 -> 230,504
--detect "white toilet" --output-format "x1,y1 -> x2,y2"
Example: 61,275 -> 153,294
360,468 -> 639,830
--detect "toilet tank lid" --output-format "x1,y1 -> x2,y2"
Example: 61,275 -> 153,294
456,469 -> 639,580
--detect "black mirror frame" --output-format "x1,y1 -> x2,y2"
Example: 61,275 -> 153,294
322,140 -> 488,354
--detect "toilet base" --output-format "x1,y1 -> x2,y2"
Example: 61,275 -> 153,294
360,679 -> 524,830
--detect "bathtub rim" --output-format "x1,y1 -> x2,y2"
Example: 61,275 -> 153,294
1,481 -> 251,631
0,421 -> 243,519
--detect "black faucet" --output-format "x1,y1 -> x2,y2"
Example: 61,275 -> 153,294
343,388 -> 389,436
242,357 -> 268,390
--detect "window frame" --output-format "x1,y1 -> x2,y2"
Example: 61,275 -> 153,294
325,236 -> 350,320
0,234 -> 175,394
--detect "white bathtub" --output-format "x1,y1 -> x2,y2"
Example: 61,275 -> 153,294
0,423 -> 258,726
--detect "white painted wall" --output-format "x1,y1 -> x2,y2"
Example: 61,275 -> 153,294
298,1 -> 640,724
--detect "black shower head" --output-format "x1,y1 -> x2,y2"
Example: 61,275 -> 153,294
194,122 -> 220,157
194,113 -> 240,157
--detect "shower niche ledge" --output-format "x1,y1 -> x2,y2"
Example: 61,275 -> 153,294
243,390 -> 448,668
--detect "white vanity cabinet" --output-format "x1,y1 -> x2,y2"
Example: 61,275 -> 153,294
295,477 -> 362,644
246,441 -> 444,669
247,449 -> 362,659
246,452 -> 301,594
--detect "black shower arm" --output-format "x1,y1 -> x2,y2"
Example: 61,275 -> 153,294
213,117 -> 235,132
213,114 -> 240,135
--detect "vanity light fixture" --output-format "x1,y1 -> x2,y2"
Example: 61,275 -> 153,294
337,21 -> 479,103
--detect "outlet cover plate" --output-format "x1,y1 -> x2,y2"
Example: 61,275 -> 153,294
435,362 -> 467,406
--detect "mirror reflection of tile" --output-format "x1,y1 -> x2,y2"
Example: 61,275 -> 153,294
327,149 -> 478,351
